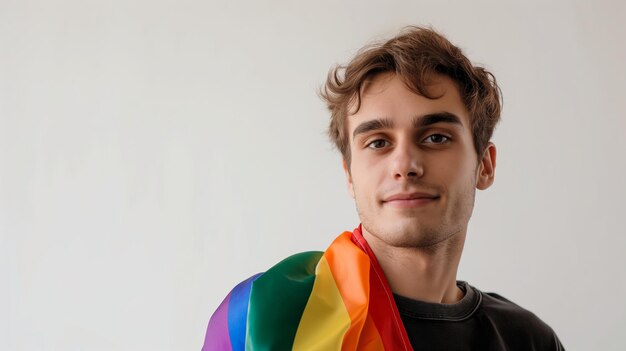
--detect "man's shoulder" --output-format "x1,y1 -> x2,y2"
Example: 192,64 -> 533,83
474,287 -> 564,350
203,250 -> 326,350
222,250 -> 325,315
479,289 -> 548,325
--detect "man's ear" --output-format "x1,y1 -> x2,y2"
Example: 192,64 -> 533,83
476,142 -> 496,190
342,159 -> 355,198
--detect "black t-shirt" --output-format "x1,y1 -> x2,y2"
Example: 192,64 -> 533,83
394,281 -> 565,350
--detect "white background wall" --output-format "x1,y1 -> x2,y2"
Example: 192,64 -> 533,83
1,0 -> 625,349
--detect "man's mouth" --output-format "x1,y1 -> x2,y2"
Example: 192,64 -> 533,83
382,192 -> 440,208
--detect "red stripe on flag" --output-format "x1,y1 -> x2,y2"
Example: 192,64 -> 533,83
351,225 -> 413,351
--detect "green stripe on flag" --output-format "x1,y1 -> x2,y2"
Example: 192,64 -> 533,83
246,251 -> 323,350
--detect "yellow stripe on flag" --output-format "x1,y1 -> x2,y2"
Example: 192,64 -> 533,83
293,256 -> 351,350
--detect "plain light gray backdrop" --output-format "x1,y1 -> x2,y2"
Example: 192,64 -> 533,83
2,0 -> 625,349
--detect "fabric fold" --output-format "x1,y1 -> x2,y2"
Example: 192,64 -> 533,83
202,225 -> 413,351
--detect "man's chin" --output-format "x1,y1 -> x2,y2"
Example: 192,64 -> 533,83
365,220 -> 431,246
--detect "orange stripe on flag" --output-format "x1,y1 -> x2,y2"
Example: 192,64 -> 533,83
324,232 -> 385,350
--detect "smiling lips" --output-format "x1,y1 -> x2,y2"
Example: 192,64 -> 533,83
382,192 -> 440,208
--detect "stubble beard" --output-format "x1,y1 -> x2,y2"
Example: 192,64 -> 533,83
355,183 -> 477,250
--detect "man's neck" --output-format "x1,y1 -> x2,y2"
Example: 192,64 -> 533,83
362,228 -> 466,304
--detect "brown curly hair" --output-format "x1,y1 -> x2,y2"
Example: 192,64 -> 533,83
320,26 -> 502,167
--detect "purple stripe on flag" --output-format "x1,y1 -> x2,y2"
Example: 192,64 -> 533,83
202,291 -> 233,351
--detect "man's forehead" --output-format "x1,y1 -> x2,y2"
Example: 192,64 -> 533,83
359,72 -> 455,98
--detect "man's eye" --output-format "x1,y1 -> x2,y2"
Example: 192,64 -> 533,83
367,139 -> 389,149
424,134 -> 450,144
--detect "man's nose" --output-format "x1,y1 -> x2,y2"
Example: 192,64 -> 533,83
391,139 -> 424,180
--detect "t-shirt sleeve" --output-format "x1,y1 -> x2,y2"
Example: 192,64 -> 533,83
482,292 -> 565,350
552,329 -> 566,350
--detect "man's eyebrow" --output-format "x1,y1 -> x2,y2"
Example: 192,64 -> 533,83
414,112 -> 464,128
351,113 -> 463,140
352,118 -> 394,139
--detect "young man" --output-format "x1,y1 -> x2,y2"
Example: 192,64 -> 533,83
203,27 -> 564,350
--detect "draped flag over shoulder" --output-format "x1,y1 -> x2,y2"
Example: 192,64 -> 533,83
203,225 -> 413,351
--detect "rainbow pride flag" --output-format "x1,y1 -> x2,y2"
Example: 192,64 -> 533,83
203,225 -> 413,350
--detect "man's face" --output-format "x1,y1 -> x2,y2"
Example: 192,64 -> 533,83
344,73 -> 495,248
